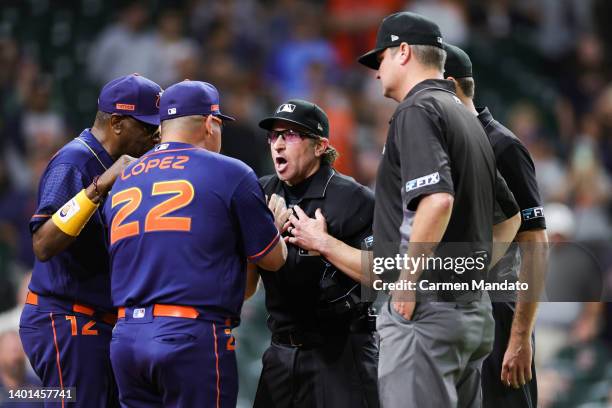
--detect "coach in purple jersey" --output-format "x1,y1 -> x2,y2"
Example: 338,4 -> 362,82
20,74 -> 162,407
104,80 -> 287,408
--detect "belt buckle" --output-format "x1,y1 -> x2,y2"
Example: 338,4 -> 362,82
289,333 -> 303,347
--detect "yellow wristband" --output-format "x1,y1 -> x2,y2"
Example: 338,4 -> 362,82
51,189 -> 99,237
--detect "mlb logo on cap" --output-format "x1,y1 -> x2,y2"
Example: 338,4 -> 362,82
259,99 -> 330,138
98,74 -> 162,125
277,104 -> 296,113
159,80 -> 235,122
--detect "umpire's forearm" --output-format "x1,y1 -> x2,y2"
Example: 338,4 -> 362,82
318,235 -> 372,285
396,193 -> 453,290
410,193 -> 453,244
511,229 -> 548,339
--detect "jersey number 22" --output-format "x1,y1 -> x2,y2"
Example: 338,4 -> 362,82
110,180 -> 194,244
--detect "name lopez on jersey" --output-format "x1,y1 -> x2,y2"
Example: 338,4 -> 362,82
121,155 -> 190,180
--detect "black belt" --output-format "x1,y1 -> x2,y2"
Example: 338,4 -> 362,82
271,321 -> 376,349
272,331 -> 325,348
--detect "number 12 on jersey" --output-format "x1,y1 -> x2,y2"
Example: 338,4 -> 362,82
110,180 -> 194,245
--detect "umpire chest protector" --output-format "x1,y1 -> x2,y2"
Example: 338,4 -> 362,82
258,164 -> 374,334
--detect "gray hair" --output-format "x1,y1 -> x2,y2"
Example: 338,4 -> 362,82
388,44 -> 447,72
410,44 -> 447,72
94,111 -> 112,125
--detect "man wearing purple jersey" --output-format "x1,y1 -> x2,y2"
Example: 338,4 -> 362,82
20,74 -> 162,407
104,80 -> 287,408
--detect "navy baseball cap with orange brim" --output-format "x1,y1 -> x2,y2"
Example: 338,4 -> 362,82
98,74 -> 162,125
358,12 -> 444,70
159,80 -> 235,122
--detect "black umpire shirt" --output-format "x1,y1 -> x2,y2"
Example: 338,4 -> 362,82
373,79 -> 518,273
478,107 -> 546,291
258,163 -> 374,334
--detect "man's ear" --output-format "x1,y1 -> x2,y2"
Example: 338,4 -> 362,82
204,115 -> 220,138
447,76 -> 460,95
110,114 -> 123,135
314,138 -> 329,157
399,42 -> 411,65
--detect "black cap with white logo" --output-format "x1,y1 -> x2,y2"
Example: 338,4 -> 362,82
259,99 -> 329,138
358,12 -> 444,70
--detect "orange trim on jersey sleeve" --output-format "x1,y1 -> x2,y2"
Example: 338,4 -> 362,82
32,214 -> 52,218
247,232 -> 280,261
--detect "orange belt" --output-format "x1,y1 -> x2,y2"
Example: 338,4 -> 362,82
118,304 -> 200,320
26,291 -> 117,325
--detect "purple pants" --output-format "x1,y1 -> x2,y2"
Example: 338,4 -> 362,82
110,306 -> 238,408
19,303 -> 119,408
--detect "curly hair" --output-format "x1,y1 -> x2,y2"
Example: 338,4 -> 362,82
309,138 -> 339,166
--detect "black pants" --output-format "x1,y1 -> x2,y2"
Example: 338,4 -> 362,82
482,302 -> 538,408
254,331 -> 379,408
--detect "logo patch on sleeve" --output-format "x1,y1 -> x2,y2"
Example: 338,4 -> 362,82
405,172 -> 440,192
521,206 -> 544,220
58,199 -> 80,222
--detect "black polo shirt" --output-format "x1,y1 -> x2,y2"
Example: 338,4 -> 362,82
258,164 -> 374,334
373,79 -> 517,265
478,107 -> 546,232
478,107 -> 546,290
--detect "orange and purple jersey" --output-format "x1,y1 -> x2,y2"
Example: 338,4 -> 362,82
103,142 -> 279,319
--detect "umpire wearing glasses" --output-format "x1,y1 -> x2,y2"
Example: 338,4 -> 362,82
247,99 -> 379,408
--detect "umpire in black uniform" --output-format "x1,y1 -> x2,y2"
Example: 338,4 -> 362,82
247,99 -> 379,408
444,43 -> 548,408
358,12 -> 520,408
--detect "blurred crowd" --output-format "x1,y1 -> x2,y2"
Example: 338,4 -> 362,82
0,0 -> 611,406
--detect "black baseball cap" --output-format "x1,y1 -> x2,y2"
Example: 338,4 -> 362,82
358,12 -> 444,70
443,43 -> 473,79
259,99 -> 329,138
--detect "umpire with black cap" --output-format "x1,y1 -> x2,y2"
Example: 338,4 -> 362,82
358,12 -> 520,408
444,43 -> 548,408
247,99 -> 379,407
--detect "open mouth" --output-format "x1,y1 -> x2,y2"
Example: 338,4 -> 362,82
275,157 -> 288,172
